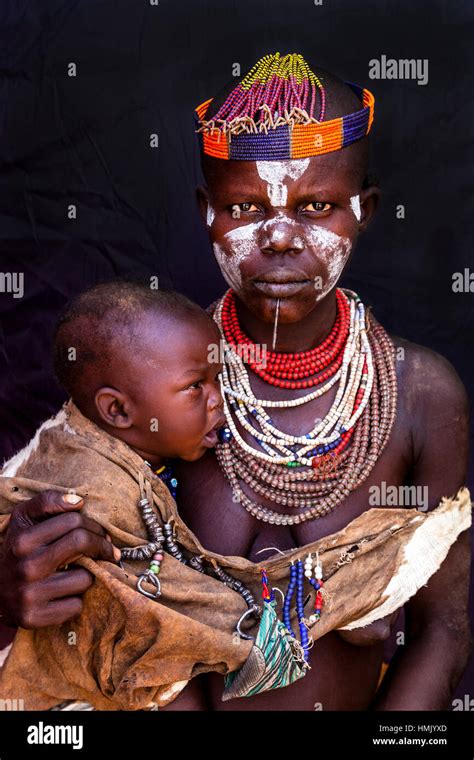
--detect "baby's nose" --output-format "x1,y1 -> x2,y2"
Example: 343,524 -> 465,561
208,387 -> 224,410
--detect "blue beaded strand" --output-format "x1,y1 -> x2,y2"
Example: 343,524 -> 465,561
282,562 -> 297,636
295,560 -> 310,657
282,560 -> 311,660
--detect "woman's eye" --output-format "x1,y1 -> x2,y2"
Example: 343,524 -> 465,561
232,202 -> 259,215
302,201 -> 332,213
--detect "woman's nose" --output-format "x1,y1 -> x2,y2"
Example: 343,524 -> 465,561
260,219 -> 305,255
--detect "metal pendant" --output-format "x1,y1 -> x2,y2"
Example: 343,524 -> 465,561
137,569 -> 161,599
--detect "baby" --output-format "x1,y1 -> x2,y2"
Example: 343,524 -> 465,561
52,280 -> 227,472
0,280 -> 254,711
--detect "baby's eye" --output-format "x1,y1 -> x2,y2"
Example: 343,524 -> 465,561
301,201 -> 332,213
188,380 -> 203,391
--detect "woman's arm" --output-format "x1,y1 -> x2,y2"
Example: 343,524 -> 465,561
0,490 -> 120,628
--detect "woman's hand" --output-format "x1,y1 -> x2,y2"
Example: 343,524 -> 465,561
0,491 -> 120,628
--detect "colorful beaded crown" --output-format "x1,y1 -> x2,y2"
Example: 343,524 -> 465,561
195,52 -> 375,161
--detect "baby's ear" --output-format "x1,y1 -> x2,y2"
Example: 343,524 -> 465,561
95,388 -> 132,429
358,182 -> 381,232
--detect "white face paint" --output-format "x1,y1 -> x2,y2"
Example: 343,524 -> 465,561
212,222 -> 262,290
261,214 -> 305,249
213,241 -> 243,290
224,221 -> 262,262
212,159 -> 351,298
256,159 -> 310,206
305,226 -> 352,301
206,202 -> 215,227
214,218 -> 351,299
350,195 -> 361,222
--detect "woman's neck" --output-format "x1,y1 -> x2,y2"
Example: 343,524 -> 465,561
234,290 -> 338,353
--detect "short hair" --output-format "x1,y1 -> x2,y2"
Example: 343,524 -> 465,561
53,280 -> 212,408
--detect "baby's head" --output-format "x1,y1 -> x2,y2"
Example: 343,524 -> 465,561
53,281 -> 226,466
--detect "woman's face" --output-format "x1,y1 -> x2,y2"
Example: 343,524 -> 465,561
202,146 -> 372,324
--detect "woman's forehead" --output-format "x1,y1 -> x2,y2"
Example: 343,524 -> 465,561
208,152 -> 357,195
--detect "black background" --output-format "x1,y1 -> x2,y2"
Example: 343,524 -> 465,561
0,0 -> 473,702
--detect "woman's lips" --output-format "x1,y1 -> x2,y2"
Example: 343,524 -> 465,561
253,280 -> 311,297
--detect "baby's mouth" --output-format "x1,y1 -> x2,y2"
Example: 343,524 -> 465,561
202,416 -> 227,447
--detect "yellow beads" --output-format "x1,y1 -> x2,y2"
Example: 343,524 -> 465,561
240,52 -> 323,89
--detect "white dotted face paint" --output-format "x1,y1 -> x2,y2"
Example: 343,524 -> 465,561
305,226 -> 352,301
206,202 -> 215,227
350,195 -> 361,222
213,241 -> 243,290
224,221 -> 262,261
261,214 -> 305,249
211,159 -> 352,299
214,218 -> 351,300
213,221 -> 263,290
256,159 -> 310,207
214,214 -> 309,291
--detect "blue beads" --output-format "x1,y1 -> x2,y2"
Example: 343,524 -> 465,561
293,560 -> 310,661
281,558 -> 324,661
218,427 -> 232,443
156,461 -> 178,500
283,563 -> 298,636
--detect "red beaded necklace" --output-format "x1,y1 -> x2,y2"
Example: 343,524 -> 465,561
213,288 -> 398,525
220,288 -> 351,390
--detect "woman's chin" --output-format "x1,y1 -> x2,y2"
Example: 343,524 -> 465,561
243,289 -> 323,324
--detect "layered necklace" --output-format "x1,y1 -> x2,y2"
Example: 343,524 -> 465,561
213,288 -> 397,526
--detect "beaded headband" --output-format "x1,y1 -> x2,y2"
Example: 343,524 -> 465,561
195,52 -> 375,161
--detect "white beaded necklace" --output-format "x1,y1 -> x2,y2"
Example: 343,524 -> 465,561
214,289 -> 374,467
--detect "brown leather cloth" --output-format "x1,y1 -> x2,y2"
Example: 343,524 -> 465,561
0,401 -> 471,710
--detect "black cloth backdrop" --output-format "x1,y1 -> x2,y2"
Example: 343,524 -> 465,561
0,0 -> 473,701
